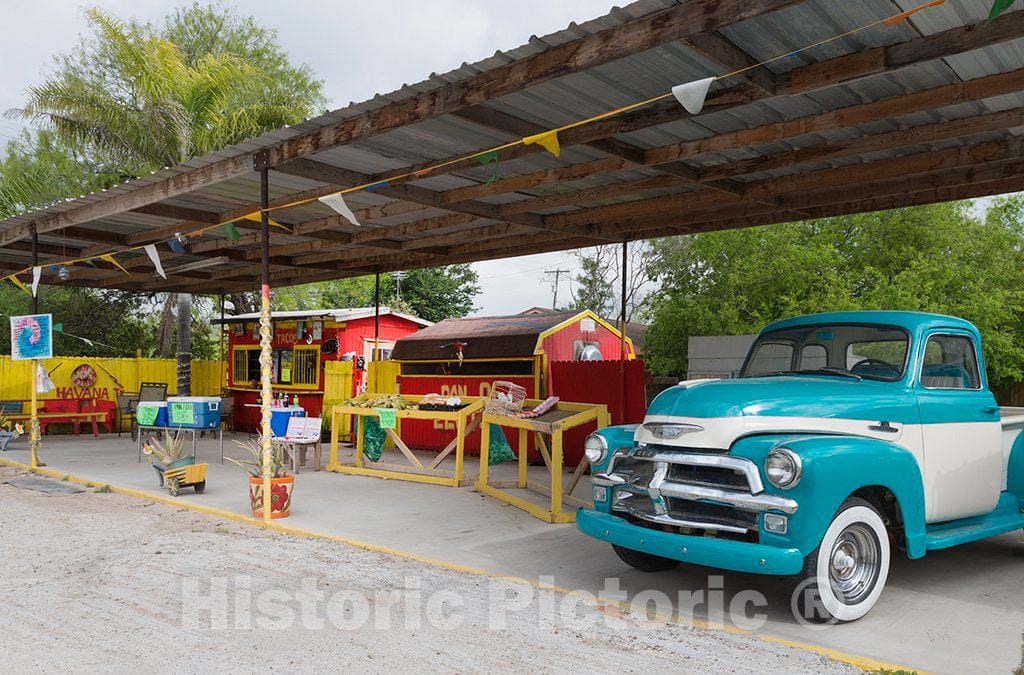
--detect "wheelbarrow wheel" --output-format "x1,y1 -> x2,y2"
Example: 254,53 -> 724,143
168,478 -> 180,497
194,480 -> 206,494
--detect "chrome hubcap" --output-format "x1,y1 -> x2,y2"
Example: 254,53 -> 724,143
828,523 -> 880,605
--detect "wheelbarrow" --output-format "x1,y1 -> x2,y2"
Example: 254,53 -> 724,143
152,456 -> 207,496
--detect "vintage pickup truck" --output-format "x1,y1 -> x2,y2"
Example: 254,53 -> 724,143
577,311 -> 1024,621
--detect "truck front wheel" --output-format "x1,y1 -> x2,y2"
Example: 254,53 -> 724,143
792,497 -> 890,622
612,544 -> 679,572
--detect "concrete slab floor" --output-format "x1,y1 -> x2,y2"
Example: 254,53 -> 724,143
4,433 -> 1022,674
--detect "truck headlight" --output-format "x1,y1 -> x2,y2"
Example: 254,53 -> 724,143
584,433 -> 608,465
765,447 -> 802,489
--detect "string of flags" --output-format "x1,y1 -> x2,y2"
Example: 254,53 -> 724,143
3,0 -> 946,295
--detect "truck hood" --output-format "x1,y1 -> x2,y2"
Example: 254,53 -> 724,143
649,376 -> 913,419
640,376 -> 918,450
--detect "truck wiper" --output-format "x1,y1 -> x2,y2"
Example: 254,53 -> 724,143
796,367 -> 862,380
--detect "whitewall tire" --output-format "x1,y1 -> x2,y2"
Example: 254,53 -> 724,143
794,497 -> 890,623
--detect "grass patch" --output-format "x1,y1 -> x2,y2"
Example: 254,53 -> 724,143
94,484 -> 112,494
62,474 -> 70,481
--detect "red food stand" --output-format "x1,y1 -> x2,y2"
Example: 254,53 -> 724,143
215,307 -> 430,430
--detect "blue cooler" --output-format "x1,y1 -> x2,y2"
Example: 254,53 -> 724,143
167,396 -> 222,429
137,401 -> 168,427
270,406 -> 305,437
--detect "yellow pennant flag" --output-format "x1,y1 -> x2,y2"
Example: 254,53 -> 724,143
522,130 -> 561,158
101,254 -> 131,276
7,275 -> 31,296
242,213 -> 290,231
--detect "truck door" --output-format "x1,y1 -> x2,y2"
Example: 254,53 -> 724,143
916,331 -> 1002,522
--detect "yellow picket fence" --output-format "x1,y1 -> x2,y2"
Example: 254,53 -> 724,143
0,356 -> 226,401
323,360 -> 354,435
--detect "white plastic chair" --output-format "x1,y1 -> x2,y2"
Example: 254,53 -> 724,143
274,416 -> 323,473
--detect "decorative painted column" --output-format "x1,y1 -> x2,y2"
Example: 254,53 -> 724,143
29,224 -> 40,469
259,161 -> 273,521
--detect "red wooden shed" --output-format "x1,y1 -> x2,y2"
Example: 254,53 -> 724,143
215,307 -> 430,429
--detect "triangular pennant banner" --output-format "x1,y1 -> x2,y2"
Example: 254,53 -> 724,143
240,213 -> 290,231
222,222 -> 241,241
48,265 -> 58,273
144,244 -> 166,279
83,259 -> 96,268
476,150 -> 499,184
522,131 -> 561,158
167,237 -> 186,255
989,0 -> 1016,21
8,275 -> 30,296
671,77 -> 715,115
100,254 -> 131,277
885,0 -> 945,25
36,361 -> 55,394
364,180 -> 390,191
318,193 -> 361,227
31,267 -> 41,297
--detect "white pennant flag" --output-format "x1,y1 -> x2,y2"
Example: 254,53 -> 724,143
318,193 -> 361,227
31,267 -> 41,297
671,77 -> 715,115
36,362 -> 55,394
144,244 -> 166,279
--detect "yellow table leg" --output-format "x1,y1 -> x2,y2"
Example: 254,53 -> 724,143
355,415 -> 364,468
550,428 -> 563,517
517,427 -> 527,488
330,406 -> 339,467
478,419 -> 491,487
454,414 -> 466,484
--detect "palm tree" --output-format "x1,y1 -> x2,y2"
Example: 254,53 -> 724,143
8,8 -> 315,390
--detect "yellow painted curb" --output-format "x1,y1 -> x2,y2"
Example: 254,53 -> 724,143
0,456 -> 922,674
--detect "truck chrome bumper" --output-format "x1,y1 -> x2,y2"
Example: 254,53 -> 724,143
592,474 -> 798,515
577,509 -> 804,576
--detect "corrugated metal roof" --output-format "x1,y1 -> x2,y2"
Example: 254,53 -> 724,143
1,0 -> 1022,292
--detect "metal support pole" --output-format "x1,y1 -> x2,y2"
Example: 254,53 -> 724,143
619,241 -> 628,426
258,164 -> 274,521
219,293 -> 226,391
29,224 -> 40,468
373,271 -> 380,393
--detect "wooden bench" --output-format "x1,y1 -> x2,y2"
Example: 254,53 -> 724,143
3,412 -> 106,438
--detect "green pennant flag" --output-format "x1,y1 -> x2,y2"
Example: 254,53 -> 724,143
990,0 -> 1017,21
222,221 -> 241,241
83,259 -> 96,267
54,322 -> 63,333
476,150 -> 499,185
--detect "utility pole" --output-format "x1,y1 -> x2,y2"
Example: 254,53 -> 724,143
392,271 -> 406,301
544,268 -> 570,309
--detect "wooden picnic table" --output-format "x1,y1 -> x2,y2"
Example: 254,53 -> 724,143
3,411 -> 107,438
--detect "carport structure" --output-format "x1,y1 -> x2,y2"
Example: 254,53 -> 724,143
2,0 -> 1024,516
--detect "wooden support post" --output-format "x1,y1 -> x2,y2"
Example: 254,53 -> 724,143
550,427 -> 564,517
479,419 -> 491,486
354,416 -> 364,468
330,405 -> 340,468
373,271 -> 380,393
620,240 -> 627,426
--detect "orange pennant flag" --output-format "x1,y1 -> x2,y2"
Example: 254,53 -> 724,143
884,0 -> 945,26
522,130 -> 561,158
101,254 -> 131,276
7,275 -> 31,296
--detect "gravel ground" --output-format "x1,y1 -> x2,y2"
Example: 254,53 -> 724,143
0,467 -> 857,673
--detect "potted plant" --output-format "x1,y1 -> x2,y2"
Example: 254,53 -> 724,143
226,436 -> 293,518
142,431 -> 194,486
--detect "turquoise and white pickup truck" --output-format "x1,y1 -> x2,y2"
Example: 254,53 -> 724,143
577,311 -> 1024,621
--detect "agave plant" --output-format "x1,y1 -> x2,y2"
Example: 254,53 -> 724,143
141,431 -> 188,465
225,436 -> 289,478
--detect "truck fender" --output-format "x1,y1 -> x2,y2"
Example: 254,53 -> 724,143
1007,430 -> 1024,499
730,434 -> 928,559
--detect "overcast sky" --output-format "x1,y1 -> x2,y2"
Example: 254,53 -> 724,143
0,0 -> 616,315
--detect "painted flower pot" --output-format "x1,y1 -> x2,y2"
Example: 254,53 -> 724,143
248,475 -> 294,518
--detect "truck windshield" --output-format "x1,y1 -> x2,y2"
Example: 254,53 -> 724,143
740,324 -> 909,381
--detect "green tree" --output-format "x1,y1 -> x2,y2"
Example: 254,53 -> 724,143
642,201 -> 1024,386
2,5 -> 322,367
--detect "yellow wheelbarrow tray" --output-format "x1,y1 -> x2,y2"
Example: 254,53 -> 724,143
162,462 -> 208,496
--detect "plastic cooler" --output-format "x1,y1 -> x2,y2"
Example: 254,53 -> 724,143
167,396 -> 222,429
136,401 -> 168,427
271,406 -> 304,437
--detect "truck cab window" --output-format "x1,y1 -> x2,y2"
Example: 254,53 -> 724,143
801,344 -> 828,370
745,342 -> 794,376
921,335 -> 981,389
